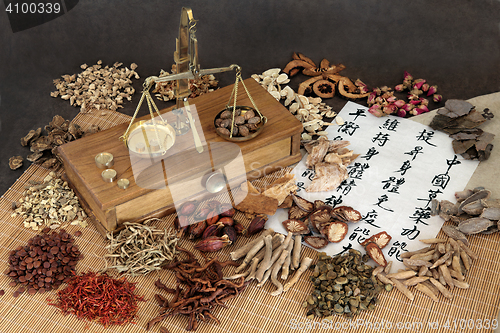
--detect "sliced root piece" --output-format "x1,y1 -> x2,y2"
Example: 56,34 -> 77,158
282,219 -> 309,235
312,80 -> 336,98
283,257 -> 313,292
360,231 -> 392,249
322,221 -> 348,243
365,242 -> 388,267
270,250 -> 290,296
292,194 -> 314,212
304,236 -> 329,249
390,278 -> 414,301
332,206 -> 362,223
415,283 -> 439,302
292,234 -> 302,270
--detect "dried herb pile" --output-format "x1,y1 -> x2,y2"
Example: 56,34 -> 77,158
48,272 -> 145,328
147,247 -> 246,331
104,220 -> 179,276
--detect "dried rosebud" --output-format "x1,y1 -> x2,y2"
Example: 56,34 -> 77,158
368,104 -> 383,117
394,99 -> 406,108
394,84 -> 404,92
427,85 -> 438,96
403,71 -> 413,81
420,98 -> 429,106
413,79 -> 426,90
382,104 -> 397,115
433,94 -> 442,103
386,96 -> 397,103
402,103 -> 414,112
367,92 -> 377,105
247,215 -> 268,235
421,83 -> 430,92
194,235 -> 231,252
396,109 -> 407,117
415,105 -> 429,115
409,99 -> 421,105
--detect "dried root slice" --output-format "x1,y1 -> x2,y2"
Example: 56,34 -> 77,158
292,234 -> 302,270
360,231 -> 392,249
282,219 -> 309,235
390,278 -> 414,301
403,276 -> 429,287
429,277 -> 453,299
288,205 -> 309,220
419,238 -> 447,244
254,235 -> 273,282
438,264 -> 455,288
372,265 -> 385,276
457,240 -> 478,260
283,257 -> 313,292
229,229 -> 274,260
292,194 -> 314,212
415,283 -> 439,302
312,80 -> 335,98
386,270 -> 416,280
430,252 -> 451,269
376,272 -> 393,286
400,246 -> 433,258
322,221 -> 348,243
281,240 -> 294,280
403,258 -> 432,267
303,236 -> 329,249
332,206 -> 362,223
365,242 -> 387,267
384,261 -> 393,274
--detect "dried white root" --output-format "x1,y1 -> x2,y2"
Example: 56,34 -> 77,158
257,232 -> 293,286
270,250 -> 290,296
230,229 -> 274,260
235,237 -> 265,273
281,240 -> 294,280
283,257 -> 313,292
292,234 -> 302,270
245,257 -> 261,282
254,235 -> 273,282
52,61 -> 140,113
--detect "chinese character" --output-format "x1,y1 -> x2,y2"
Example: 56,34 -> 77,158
349,108 -> 367,121
409,207 -> 431,225
301,169 -> 315,181
387,241 -> 408,262
431,174 -> 450,189
372,132 -> 390,146
338,121 -> 360,136
337,179 -> 356,195
325,194 -> 343,207
417,189 -> 443,207
334,243 -> 353,256
381,177 -> 405,194
347,162 -> 370,180
416,129 -> 437,147
401,225 -> 420,240
374,194 -> 394,212
361,147 -> 379,161
404,146 -> 423,161
332,135 -> 343,141
379,118 -> 400,131
348,227 -> 371,244
360,209 -> 380,228
296,182 -> 305,193
395,160 -> 411,175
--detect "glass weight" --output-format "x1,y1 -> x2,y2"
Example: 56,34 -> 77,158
172,108 -> 190,136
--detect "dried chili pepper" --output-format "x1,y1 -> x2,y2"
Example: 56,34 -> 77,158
48,272 -> 145,328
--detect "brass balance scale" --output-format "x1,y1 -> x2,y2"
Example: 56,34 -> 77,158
57,7 -> 303,236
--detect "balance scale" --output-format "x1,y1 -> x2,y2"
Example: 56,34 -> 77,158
57,8 -> 303,236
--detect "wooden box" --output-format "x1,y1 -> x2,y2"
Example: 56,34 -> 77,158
57,78 -> 303,236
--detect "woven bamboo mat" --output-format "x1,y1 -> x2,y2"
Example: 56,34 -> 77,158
0,110 -> 499,333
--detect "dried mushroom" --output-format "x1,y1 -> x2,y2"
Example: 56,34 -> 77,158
322,221 -> 348,243
9,156 -> 23,170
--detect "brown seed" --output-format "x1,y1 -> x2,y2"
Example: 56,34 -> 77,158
74,231 -> 82,237
0,290 -> 4,296
13,291 -> 20,297
238,125 -> 250,137
28,288 -> 37,295
247,116 -> 261,124
247,215 -> 268,235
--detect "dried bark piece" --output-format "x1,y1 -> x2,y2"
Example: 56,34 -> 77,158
437,100 -> 474,118
261,173 -> 298,206
9,156 -> 23,170
304,236 -> 328,249
306,162 -> 348,192
234,181 -> 278,216
278,195 -> 294,209
365,242 -> 387,267
322,221 -> 348,243
305,138 -> 330,169
282,219 -> 309,235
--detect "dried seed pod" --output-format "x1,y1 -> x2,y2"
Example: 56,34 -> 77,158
215,118 -> 223,127
216,127 -> 230,136
234,115 -> 245,125
308,208 -> 332,233
247,116 -> 261,125
365,242 -> 387,267
207,200 -> 221,211
238,125 -> 250,137
292,194 -> 314,212
178,200 -> 198,216
202,223 -> 223,239
219,119 -> 232,128
194,207 -> 212,221
206,210 -> 219,226
221,225 -> 237,243
188,221 -> 207,239
247,215 -> 268,235
194,235 -> 231,252
218,217 -> 234,227
243,109 -> 255,120
219,204 -> 235,217
322,221 -> 348,243
304,236 -> 328,249
173,215 -> 189,231
220,110 -> 232,119
313,200 -> 328,210
233,221 -> 246,235
282,219 -> 309,235
360,231 -> 392,249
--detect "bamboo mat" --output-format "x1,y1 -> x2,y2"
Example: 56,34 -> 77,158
0,110 -> 499,333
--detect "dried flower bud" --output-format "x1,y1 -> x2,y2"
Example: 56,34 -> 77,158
413,79 -> 426,90
420,98 -> 429,107
368,104 -> 383,117
367,92 -> 377,105
427,85 -> 438,96
433,94 -> 442,103
247,215 -> 268,235
421,83 -> 430,92
394,84 -> 404,92
394,99 -> 406,108
194,235 -> 231,252
403,71 -> 413,81
396,109 -> 407,117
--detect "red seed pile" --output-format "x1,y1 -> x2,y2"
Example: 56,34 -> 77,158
5,229 -> 82,295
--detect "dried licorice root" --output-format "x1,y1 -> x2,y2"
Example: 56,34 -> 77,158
147,250 -> 246,331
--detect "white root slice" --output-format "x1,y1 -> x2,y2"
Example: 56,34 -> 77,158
230,229 -> 274,260
254,235 -> 273,282
281,240 -> 294,280
292,234 -> 302,269
270,250 -> 290,296
225,271 -> 249,280
235,237 -> 266,273
283,257 -> 313,292
245,257 -> 261,282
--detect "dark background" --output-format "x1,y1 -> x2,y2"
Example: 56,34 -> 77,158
1,0 -> 500,196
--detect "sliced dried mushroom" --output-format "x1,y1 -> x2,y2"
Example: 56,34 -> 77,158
360,231 -> 392,249
322,221 -> 348,243
292,194 -> 314,212
282,219 -> 309,235
332,206 -> 362,223
288,205 -> 310,220
304,236 -> 329,249
9,156 -> 23,170
365,242 -> 387,267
